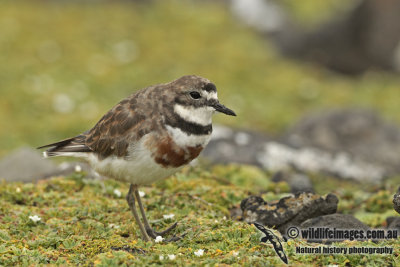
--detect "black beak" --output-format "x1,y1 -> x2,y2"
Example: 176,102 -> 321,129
212,102 -> 236,116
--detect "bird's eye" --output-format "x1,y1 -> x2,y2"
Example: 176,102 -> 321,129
189,91 -> 201,100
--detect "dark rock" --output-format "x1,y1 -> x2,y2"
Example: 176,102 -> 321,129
392,187 -> 400,214
299,214 -> 370,242
300,214 -> 369,230
387,217 -> 400,232
229,206 -> 243,221
271,171 -> 313,193
240,192 -> 338,235
232,0 -> 400,75
0,147 -> 59,182
386,216 -> 397,227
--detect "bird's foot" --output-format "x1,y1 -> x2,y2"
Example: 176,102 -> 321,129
146,222 -> 187,242
146,222 -> 178,238
164,232 -> 187,242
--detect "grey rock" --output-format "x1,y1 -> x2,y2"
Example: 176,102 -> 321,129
203,125 -> 272,166
300,214 -> 370,242
300,214 -> 369,230
386,216 -> 397,226
0,147 -> 59,182
387,217 -> 400,231
0,147 -> 99,183
392,187 -> 400,214
229,206 -> 243,221
271,171 -> 314,193
284,108 -> 400,175
203,121 -> 387,182
257,141 -> 385,183
231,0 -> 400,75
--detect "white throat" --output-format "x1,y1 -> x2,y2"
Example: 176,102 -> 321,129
174,104 -> 214,126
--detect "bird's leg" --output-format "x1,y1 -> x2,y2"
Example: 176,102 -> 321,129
126,184 -> 151,242
134,188 -> 181,240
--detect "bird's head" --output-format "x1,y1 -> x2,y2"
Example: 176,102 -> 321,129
166,75 -> 236,127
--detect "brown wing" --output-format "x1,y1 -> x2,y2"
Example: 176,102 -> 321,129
39,86 -> 161,158
84,93 -> 153,159
37,134 -> 92,157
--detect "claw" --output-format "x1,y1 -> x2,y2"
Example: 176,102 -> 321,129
146,222 -> 179,239
164,232 -> 187,242
158,222 -> 178,236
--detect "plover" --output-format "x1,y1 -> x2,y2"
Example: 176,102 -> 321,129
38,75 -> 236,241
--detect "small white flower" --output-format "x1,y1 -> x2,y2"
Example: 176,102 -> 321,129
214,220 -> 218,223
232,251 -> 239,257
138,190 -> 145,197
16,187 -> 21,193
108,224 -> 120,229
74,165 -> 82,172
113,189 -> 122,198
29,215 -> 41,223
159,255 -> 164,261
168,254 -> 176,260
163,214 -> 175,220
194,249 -> 204,257
155,236 -> 164,243
223,216 -> 227,220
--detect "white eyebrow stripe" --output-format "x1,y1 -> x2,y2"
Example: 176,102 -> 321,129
204,91 -> 218,100
174,104 -> 213,126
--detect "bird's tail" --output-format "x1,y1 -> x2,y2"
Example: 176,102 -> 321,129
37,135 -> 92,157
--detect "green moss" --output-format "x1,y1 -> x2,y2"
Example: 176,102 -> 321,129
211,164 -> 272,191
354,210 -> 398,228
1,165 -> 399,266
364,190 -> 394,213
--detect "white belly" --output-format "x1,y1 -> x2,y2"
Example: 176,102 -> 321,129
86,125 -> 211,185
87,138 -> 182,186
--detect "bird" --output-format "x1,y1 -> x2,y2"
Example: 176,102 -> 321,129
253,222 -> 288,264
38,75 -> 236,242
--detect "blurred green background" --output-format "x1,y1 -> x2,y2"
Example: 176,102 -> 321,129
1,0 -> 400,157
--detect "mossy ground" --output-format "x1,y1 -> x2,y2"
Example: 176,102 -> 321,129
1,165 -> 399,266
